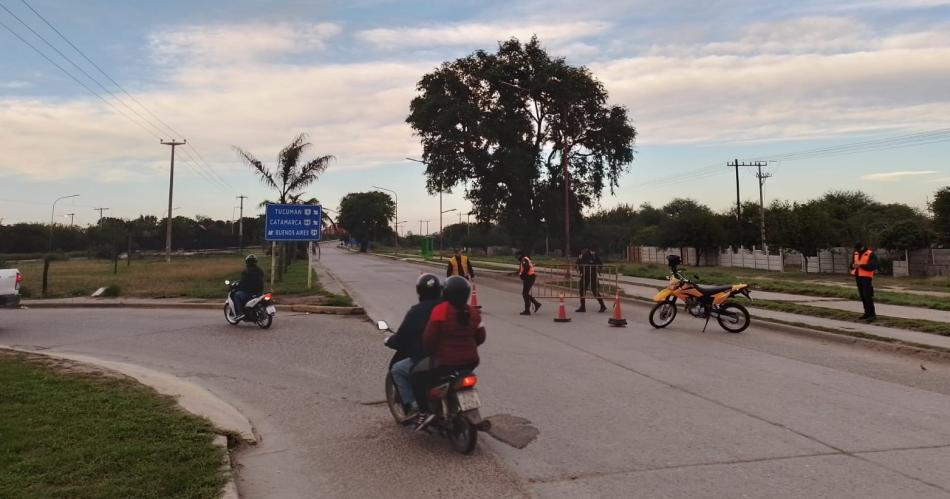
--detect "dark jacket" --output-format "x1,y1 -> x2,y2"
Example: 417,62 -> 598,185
238,264 -> 265,295
423,302 -> 486,367
389,299 -> 441,362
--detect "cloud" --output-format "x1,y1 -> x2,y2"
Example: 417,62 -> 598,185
1,81 -> 31,89
356,21 -> 609,49
861,170 -> 937,181
148,22 -> 343,64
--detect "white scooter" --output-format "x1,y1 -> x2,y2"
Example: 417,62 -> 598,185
224,280 -> 276,329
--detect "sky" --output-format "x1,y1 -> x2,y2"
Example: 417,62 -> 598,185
1,0 -> 949,231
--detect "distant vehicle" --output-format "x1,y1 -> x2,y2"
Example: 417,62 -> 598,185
223,280 -> 276,329
0,269 -> 22,308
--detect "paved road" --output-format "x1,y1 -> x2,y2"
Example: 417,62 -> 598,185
320,246 -> 950,498
4,246 -> 950,498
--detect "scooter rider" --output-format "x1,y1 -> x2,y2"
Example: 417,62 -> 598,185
233,254 -> 264,319
385,274 -> 443,419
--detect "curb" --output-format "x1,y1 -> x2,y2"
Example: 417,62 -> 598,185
20,301 -> 364,315
0,345 -> 251,498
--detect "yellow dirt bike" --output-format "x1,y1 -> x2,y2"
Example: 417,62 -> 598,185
649,256 -> 752,333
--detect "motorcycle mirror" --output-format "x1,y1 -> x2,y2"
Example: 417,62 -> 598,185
377,320 -> 389,331
224,280 -> 230,285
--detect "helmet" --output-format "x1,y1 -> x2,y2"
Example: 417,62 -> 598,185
416,273 -> 442,301
443,275 -> 471,307
666,254 -> 681,269
245,254 -> 258,265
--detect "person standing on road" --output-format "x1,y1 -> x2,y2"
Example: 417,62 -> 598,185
851,242 -> 879,322
518,251 -> 542,315
576,246 -> 607,313
447,248 -> 475,280
385,274 -> 443,419
233,254 -> 264,319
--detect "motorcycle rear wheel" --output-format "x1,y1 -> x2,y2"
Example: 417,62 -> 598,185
649,301 -> 677,328
384,373 -> 408,424
255,308 -> 273,329
449,415 -> 478,454
224,304 -> 240,325
717,302 -> 750,333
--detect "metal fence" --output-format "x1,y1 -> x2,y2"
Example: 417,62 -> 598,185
533,264 -> 621,299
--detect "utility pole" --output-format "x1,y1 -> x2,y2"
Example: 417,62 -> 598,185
726,159 -> 767,247
236,195 -> 247,254
94,207 -> 109,224
65,213 -> 75,227
161,139 -> 186,262
561,102 -> 572,260
756,163 -> 773,250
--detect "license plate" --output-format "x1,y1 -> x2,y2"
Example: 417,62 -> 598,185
455,389 -> 481,411
266,305 -> 276,315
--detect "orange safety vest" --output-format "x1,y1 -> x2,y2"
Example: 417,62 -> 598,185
449,255 -> 471,278
520,256 -> 536,277
851,249 -> 875,278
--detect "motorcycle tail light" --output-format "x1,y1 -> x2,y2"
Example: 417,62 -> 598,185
263,293 -> 273,301
460,375 -> 477,389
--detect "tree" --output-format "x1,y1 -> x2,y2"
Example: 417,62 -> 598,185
657,199 -> 725,265
879,219 -> 933,252
338,192 -> 395,252
406,36 -> 636,249
931,187 -> 950,244
236,133 -> 333,275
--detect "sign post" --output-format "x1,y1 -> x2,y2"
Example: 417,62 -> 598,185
264,204 -> 323,290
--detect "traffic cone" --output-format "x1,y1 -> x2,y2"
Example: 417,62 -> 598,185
470,284 -> 482,309
608,291 -> 627,327
554,294 -> 571,323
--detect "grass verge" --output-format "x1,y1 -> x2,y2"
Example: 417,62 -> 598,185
751,299 -> 950,337
0,350 -> 225,499
15,254 -> 351,304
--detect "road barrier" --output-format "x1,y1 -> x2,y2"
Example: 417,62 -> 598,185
533,264 -> 621,300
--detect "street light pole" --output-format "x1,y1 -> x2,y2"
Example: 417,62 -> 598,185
372,185 -> 398,250
49,194 -> 79,252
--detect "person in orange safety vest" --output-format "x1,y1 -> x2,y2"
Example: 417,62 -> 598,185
850,241 -> 879,322
517,251 -> 542,316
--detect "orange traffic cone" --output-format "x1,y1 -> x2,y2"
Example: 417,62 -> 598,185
554,294 -> 571,323
608,291 -> 627,327
470,284 -> 482,309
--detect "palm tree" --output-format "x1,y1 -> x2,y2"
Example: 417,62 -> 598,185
236,133 -> 334,278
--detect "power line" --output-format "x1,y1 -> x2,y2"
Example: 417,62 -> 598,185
1,1 -> 231,189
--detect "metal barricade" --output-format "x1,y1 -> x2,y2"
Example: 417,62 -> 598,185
533,264 -> 621,299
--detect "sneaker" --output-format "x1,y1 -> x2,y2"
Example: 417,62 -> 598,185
533,302 -> 542,313
520,311 -> 531,316
414,412 -> 436,432
598,305 -> 608,313
865,315 -> 877,323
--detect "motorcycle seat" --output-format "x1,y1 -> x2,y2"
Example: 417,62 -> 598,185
696,285 -> 733,296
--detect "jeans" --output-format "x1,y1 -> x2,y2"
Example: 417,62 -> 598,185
391,358 -> 416,406
232,290 -> 250,316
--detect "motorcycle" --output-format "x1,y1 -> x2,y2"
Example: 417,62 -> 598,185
378,320 -> 489,455
648,258 -> 752,333
223,280 -> 276,329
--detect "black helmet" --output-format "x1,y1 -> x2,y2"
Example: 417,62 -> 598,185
245,254 -> 258,265
443,275 -> 471,306
416,273 -> 442,301
666,254 -> 681,269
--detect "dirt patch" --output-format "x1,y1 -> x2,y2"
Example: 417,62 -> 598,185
485,414 -> 540,449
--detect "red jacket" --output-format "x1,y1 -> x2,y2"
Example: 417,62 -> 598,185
423,302 -> 486,367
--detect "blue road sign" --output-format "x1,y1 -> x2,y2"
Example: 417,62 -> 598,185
264,204 -> 322,241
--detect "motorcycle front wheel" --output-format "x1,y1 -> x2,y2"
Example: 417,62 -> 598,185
449,415 -> 478,454
255,307 -> 273,329
717,303 -> 750,333
224,303 -> 240,325
384,372 -> 408,424
649,301 -> 677,328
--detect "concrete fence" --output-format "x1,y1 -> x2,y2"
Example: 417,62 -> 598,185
718,247 -> 785,272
